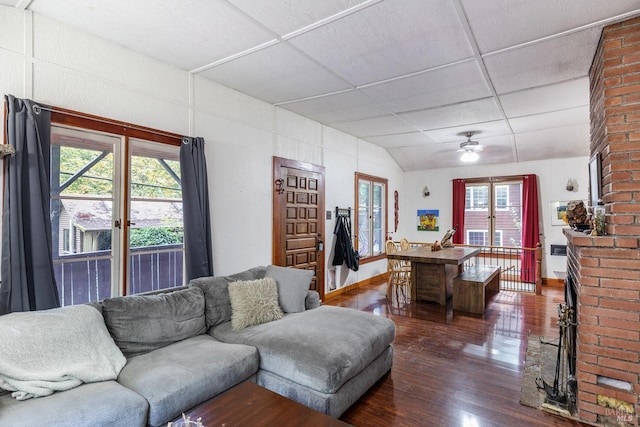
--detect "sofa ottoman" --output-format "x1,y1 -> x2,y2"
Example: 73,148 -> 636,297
191,266 -> 395,417
211,305 -> 395,417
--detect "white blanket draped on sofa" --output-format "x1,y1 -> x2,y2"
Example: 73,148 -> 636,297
0,304 -> 126,400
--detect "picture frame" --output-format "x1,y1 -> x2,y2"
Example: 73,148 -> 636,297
417,209 -> 439,231
589,152 -> 601,207
551,201 -> 570,226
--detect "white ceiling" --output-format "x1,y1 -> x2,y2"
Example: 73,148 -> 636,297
5,0 -> 640,170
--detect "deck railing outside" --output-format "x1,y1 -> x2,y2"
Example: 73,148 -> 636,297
391,240 -> 542,293
53,244 -> 184,306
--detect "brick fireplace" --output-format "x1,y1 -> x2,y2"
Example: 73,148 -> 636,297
564,16 -> 640,426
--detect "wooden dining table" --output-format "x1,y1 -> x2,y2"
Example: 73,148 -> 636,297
387,246 -> 481,304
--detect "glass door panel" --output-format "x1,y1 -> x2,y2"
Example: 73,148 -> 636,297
494,182 -> 522,247
372,182 -> 385,256
127,139 -> 184,294
464,184 -> 490,245
357,179 -> 371,257
50,125 -> 119,305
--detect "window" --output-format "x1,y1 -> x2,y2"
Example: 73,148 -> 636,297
50,111 -> 184,306
463,179 -> 522,247
466,186 -> 488,210
467,230 -> 504,246
467,230 -> 487,246
355,173 -> 387,261
62,229 -> 70,253
495,185 -> 509,210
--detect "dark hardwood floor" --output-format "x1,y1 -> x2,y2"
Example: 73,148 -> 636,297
325,281 -> 588,427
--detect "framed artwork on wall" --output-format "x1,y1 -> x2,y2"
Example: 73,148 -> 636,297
589,152 -> 601,207
551,201 -> 570,226
417,209 -> 439,231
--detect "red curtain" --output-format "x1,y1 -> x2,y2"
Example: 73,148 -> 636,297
452,179 -> 466,244
521,174 -> 540,283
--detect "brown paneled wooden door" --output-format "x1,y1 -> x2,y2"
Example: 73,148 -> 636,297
273,157 -> 325,300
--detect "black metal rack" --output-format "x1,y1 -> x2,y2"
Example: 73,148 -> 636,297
335,206 -> 352,219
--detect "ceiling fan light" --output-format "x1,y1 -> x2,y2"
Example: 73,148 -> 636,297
461,150 -> 479,162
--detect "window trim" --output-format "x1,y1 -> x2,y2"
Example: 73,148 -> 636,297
354,172 -> 388,264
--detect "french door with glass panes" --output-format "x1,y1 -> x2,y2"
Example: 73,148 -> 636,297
50,125 -> 184,306
464,180 -> 522,248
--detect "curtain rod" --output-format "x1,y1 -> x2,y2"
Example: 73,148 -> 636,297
32,104 -> 189,144
452,174 -> 526,183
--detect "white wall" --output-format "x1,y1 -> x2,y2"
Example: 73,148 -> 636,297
401,157 -> 590,280
0,7 -> 403,293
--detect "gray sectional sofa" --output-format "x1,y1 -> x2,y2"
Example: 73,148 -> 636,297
0,266 -> 395,426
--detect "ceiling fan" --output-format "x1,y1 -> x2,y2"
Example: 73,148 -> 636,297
457,131 -> 483,162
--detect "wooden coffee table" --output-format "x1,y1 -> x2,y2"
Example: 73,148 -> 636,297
173,381 -> 352,426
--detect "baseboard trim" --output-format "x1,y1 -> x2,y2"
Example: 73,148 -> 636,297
324,272 -> 388,301
542,277 -> 564,287
324,273 -> 564,299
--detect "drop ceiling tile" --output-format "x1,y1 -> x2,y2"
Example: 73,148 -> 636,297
197,43 -> 352,104
470,135 -> 516,164
281,89 -> 390,123
473,134 -> 514,148
227,0 -> 375,36
484,27 -> 602,94
435,133 -> 515,160
500,78 -> 589,118
328,115 -> 419,138
387,145 -> 448,171
461,0 -> 640,53
388,134 -> 515,171
361,60 -> 492,113
515,124 -> 590,162
14,0 -> 622,170
363,131 -> 440,149
30,0 -> 276,70
508,106 -> 589,133
287,0 -> 473,86
399,98 -> 502,131
423,120 -> 512,143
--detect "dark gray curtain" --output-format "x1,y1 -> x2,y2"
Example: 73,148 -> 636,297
180,136 -> 213,281
0,95 -> 59,314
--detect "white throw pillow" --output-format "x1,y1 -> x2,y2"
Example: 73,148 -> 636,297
228,278 -> 284,330
265,265 -> 313,313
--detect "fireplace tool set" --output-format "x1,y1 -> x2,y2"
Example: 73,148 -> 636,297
536,303 -> 576,416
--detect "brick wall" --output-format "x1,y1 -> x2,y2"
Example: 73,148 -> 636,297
567,16 -> 640,426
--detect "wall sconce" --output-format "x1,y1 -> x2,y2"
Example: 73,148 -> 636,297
423,186 -> 430,197
566,178 -> 577,192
